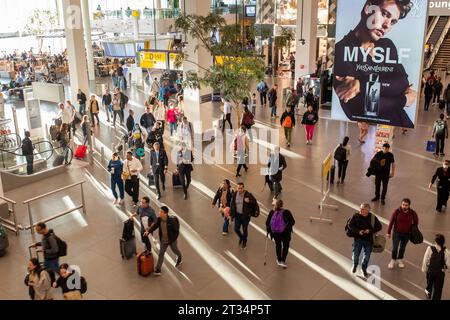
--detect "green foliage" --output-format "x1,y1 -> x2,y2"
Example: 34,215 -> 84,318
274,27 -> 295,51
24,9 -> 58,36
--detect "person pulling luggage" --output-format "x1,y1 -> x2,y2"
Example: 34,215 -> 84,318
266,146 -> 287,199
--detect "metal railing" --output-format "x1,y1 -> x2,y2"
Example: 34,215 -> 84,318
0,195 -> 22,235
426,18 -> 450,70
93,8 -> 181,21
23,181 -> 87,234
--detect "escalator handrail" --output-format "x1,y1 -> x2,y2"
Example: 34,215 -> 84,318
0,140 -> 56,159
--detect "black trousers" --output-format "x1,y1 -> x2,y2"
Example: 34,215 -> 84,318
426,272 -> 445,300
337,160 -> 349,182
436,186 -> 449,211
434,90 -> 442,103
125,178 -> 140,204
237,164 -> 248,175
375,175 -> 390,199
435,135 -> 445,154
222,113 -> 233,132
180,170 -> 192,195
154,170 -> 166,196
141,231 -> 152,252
273,233 -> 290,263
26,155 -> 34,175
259,92 -> 267,105
425,95 -> 432,110
91,113 -> 100,125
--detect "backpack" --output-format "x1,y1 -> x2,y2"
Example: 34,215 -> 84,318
435,120 -> 446,135
344,215 -> 356,237
243,114 -> 253,126
122,93 -> 129,106
54,234 -> 67,257
428,246 -> 447,275
283,115 -> 292,128
270,210 -> 287,234
250,196 -> 260,218
80,276 -> 87,294
334,145 -> 347,162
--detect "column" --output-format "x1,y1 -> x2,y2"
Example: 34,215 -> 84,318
62,0 -> 90,100
180,0 -> 213,126
155,0 -> 162,10
81,0 -> 96,81
132,11 -> 140,40
295,0 -> 318,79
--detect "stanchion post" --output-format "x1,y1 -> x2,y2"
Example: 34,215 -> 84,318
27,203 -> 34,235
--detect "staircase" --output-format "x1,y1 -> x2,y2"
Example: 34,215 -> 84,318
429,17 -> 448,46
432,31 -> 450,70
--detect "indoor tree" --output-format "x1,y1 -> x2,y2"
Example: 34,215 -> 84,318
174,13 -> 265,127
24,9 -> 58,53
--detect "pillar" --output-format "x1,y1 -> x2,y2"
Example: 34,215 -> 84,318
180,0 -> 213,125
81,0 -> 96,81
295,0 -> 318,79
132,11 -> 140,40
155,0 -> 162,10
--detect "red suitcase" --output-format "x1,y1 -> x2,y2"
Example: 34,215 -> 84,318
74,145 -> 87,159
137,251 -> 154,277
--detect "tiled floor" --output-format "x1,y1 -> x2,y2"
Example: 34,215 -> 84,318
1,74 -> 450,300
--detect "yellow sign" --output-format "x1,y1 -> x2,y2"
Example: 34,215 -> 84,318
169,53 -> 182,71
322,152 -> 333,178
139,51 -> 167,69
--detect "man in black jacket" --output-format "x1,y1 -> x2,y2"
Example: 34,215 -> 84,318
429,160 -> 450,213
148,206 -> 182,276
22,131 -> 34,175
126,109 -> 135,135
32,222 -> 60,273
348,203 -> 382,278
267,147 -> 287,199
269,84 -> 278,118
230,183 -> 258,249
102,88 -> 112,122
77,89 -> 87,116
150,142 -> 168,200
140,106 -> 156,133
371,143 -> 395,205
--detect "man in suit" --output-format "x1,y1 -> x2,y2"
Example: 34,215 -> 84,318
150,142 -> 168,200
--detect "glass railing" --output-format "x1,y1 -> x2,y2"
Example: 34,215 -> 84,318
93,9 -> 181,21
210,5 -> 244,15
0,140 -> 73,175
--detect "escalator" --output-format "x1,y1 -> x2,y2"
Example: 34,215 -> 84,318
0,140 -> 73,192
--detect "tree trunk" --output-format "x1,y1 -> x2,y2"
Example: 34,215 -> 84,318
233,101 -> 242,130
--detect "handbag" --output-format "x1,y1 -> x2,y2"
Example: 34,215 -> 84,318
371,214 -> 386,253
410,223 -> 423,244
121,161 -> 131,181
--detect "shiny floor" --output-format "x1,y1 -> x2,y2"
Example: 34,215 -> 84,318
0,74 -> 449,300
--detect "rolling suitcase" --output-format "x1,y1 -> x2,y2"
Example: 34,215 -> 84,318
172,171 -> 182,189
74,145 -> 87,159
120,238 -> 136,260
147,173 -> 155,186
53,155 -> 65,166
137,251 -> 154,277
327,164 -> 336,184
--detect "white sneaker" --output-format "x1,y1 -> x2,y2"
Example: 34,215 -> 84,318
276,260 -> 282,266
398,260 -> 405,269
280,262 -> 287,269
113,199 -> 118,205
119,199 -> 124,205
388,259 -> 396,269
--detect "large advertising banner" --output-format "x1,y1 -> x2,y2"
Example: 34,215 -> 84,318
331,0 -> 428,128
277,0 -> 297,25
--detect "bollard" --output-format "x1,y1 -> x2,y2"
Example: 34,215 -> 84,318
12,106 -> 20,146
100,146 -> 105,165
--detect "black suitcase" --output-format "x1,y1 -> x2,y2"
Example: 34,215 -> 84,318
439,100 -> 445,110
53,155 -> 65,167
120,238 -> 136,260
172,172 -> 183,188
122,219 -> 134,241
327,164 -> 336,184
147,173 -> 155,186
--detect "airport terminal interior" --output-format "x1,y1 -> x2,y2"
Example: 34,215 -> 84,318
1,0 -> 450,301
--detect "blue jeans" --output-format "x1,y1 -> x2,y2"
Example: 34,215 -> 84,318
352,238 -> 372,270
392,231 -> 409,260
79,104 -> 86,116
111,177 -> 125,200
446,101 -> 450,116
169,122 -> 177,136
234,214 -> 250,244
271,104 -> 277,117
44,258 -> 60,274
223,216 -> 230,233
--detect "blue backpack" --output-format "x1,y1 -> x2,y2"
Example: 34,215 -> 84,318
270,210 -> 287,234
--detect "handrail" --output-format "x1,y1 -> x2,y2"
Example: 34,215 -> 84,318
426,18 -> 450,70
0,140 -> 54,158
0,195 -> 20,235
24,205 -> 83,230
0,195 -> 17,205
23,180 -> 85,204
426,16 -> 440,44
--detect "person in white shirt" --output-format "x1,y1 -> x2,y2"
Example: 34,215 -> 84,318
177,116 -> 194,149
123,150 -> 144,207
222,98 -> 233,133
422,233 -> 450,300
56,102 -> 74,125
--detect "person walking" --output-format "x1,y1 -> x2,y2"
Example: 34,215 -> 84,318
222,98 -> 233,132
422,234 -> 450,300
347,203 -> 382,278
151,77 -> 160,96
212,179 -> 234,235
126,109 -> 135,136
150,142 -> 168,200
32,222 -> 60,273
266,199 -> 295,268
154,102 -> 167,132
148,206 -> 183,276
177,143 -> 194,200
269,84 -> 278,118
251,93 -> 257,116
130,124 -> 147,160
89,94 -> 100,126
107,152 -> 124,205
166,103 -> 178,138
424,79 -> 434,111
444,83 -> 450,119
22,131 -> 34,175
432,113 -> 448,157
296,78 -> 304,102
25,258 -> 53,300
280,105 -> 296,147
131,196 -> 157,252
429,160 -> 450,213
230,183 -> 258,249
257,79 -> 268,106
267,146 -> 287,199
102,88 -> 112,123
80,115 -> 91,145
140,105 -> 156,134
77,89 -> 87,116
53,263 -> 84,300
333,136 -> 351,184
357,121 -> 369,144
371,143 -> 396,206
112,88 -> 124,126
178,116 -> 194,148
434,77 -> 443,103
122,150 -> 143,207
232,126 -> 249,177
301,105 -> 319,145
241,106 -> 255,142
386,198 -> 419,269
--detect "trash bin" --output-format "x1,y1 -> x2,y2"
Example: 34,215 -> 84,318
0,223 -> 9,257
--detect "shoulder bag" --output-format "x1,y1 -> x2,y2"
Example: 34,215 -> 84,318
371,214 -> 386,253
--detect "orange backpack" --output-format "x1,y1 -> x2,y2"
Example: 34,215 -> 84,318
284,115 -> 292,128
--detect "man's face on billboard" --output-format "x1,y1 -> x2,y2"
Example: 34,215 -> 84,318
364,1 -> 401,42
